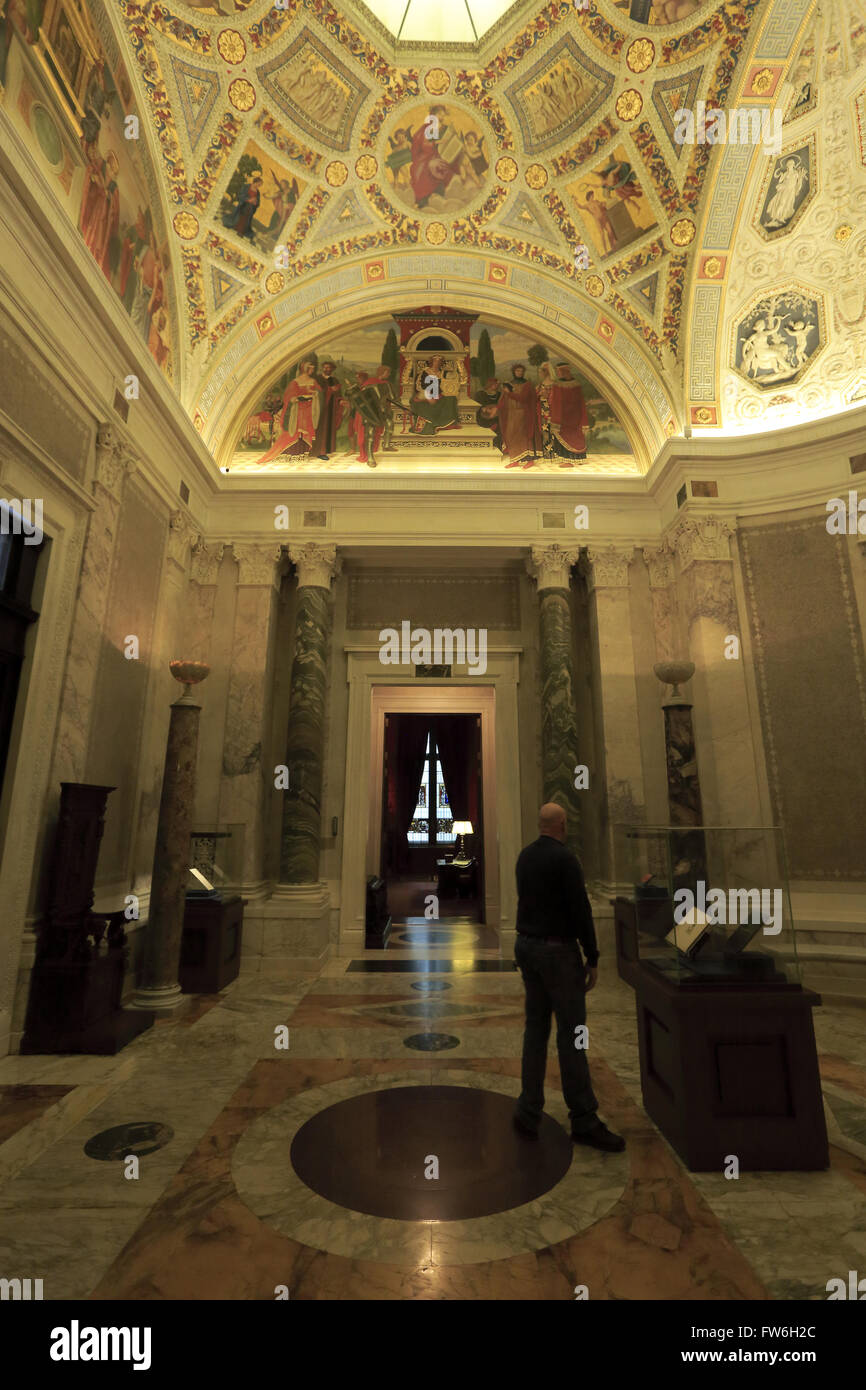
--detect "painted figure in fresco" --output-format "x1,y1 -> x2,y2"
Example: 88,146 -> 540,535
463,131 -> 489,179
254,360 -> 322,464
762,155 -> 808,230
385,128 -> 413,191
787,320 -> 814,368
408,354 -> 460,434
545,362 -> 589,463
346,366 -> 395,467
649,0 -> 701,21
265,173 -> 299,238
473,378 -> 504,452
312,360 -> 345,459
574,189 -> 616,255
222,175 -> 263,240
597,157 -> 643,212
498,364 -> 542,467
740,316 -> 788,379
80,148 -> 121,281
409,106 -> 482,209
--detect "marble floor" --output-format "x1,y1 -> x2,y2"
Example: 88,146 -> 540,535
1,917 -> 865,1301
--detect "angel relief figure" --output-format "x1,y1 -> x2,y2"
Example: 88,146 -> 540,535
762,155 -> 808,230
740,316 -> 794,381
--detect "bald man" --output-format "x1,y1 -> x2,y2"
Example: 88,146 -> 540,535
513,803 -> 625,1151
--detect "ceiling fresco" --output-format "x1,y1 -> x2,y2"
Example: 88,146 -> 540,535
2,0 -> 865,463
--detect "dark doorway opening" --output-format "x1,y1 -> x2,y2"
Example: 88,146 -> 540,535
381,712 -> 484,923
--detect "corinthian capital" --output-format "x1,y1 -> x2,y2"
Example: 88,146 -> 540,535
668,516 -> 735,569
642,542 -> 676,589
526,544 -> 580,592
190,539 -> 225,587
166,510 -> 198,569
232,543 -> 283,587
583,544 -> 634,592
289,542 -> 340,589
94,422 -> 137,499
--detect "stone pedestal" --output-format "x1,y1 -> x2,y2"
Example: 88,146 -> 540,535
132,685 -> 204,1014
280,544 -> 339,884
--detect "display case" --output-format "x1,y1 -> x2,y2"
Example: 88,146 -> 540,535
187,824 -> 245,899
613,824 -> 800,988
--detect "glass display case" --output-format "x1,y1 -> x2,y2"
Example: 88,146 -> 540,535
187,824 -> 245,899
612,825 -> 800,987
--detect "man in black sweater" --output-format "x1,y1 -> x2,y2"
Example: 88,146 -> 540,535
513,803 -> 625,1151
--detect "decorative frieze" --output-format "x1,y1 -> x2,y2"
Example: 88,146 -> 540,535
289,542 -> 340,590
527,544 -> 580,592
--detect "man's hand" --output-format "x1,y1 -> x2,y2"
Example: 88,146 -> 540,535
584,965 -> 598,992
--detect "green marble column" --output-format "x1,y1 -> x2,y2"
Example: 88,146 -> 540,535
529,545 -> 582,853
280,544 -> 339,883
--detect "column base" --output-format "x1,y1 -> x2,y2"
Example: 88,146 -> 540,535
241,882 -> 332,973
129,983 -> 192,1017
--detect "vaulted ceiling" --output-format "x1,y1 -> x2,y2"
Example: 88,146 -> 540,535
13,0 -> 866,466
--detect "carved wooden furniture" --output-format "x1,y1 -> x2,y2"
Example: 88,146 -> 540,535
22,783 -> 154,1054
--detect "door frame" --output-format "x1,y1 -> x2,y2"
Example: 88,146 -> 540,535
339,647 -> 522,955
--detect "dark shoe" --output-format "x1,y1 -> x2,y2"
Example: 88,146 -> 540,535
513,1114 -> 539,1139
572,1121 -> 625,1153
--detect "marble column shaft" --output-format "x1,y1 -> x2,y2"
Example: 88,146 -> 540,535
51,423 -> 136,785
280,545 -> 338,884
529,546 -> 583,853
670,517 -> 762,827
583,545 -> 647,880
137,695 -> 202,1005
218,544 -> 282,885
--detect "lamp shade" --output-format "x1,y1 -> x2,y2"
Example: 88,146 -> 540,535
452,821 -> 473,835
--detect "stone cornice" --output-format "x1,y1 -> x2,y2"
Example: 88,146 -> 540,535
232,542 -> 283,588
526,544 -> 580,592
289,542 -> 341,590
667,516 -> 735,569
583,544 -> 634,592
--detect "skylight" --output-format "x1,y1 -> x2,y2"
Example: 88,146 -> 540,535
362,0 -> 517,44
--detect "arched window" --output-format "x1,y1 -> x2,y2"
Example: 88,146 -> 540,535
406,732 -> 455,846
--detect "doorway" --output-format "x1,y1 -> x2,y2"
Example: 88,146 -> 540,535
381,712 -> 483,922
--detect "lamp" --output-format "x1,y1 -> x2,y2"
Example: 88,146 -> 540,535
452,821 -> 473,859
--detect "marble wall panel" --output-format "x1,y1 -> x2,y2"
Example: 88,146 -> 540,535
346,572 -> 521,631
0,319 -> 91,485
739,519 -> 866,879
86,477 -> 165,886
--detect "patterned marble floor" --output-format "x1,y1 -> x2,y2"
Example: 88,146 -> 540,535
0,923 -> 865,1301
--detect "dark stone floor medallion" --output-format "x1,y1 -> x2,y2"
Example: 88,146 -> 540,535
290,1086 -> 573,1220
410,981 -> 452,992
84,1121 -> 174,1161
403,1032 -> 460,1051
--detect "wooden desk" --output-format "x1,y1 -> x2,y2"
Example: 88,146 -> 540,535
436,858 -> 477,899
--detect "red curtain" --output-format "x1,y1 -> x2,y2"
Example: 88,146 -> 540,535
434,714 -> 480,832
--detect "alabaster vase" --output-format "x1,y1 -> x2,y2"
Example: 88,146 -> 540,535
169,660 -> 211,701
653,660 -> 695,698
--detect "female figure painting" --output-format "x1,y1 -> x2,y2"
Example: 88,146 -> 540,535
254,361 -> 322,463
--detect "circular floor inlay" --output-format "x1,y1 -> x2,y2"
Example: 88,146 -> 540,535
289,1086 -> 572,1220
410,981 -> 452,992
403,1032 -> 460,1051
84,1122 -> 173,1161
